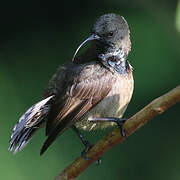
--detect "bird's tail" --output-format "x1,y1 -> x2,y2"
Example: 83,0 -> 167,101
9,96 -> 54,154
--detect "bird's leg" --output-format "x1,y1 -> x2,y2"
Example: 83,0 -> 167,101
72,125 -> 101,164
88,117 -> 127,137
72,125 -> 92,160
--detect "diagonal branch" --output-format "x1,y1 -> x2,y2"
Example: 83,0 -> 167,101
55,85 -> 180,180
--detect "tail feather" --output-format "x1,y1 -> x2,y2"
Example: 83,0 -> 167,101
9,95 -> 54,154
9,128 -> 34,153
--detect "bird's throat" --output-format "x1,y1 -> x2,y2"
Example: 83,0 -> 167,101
98,48 -> 130,75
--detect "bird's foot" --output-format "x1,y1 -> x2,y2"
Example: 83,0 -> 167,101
88,117 -> 127,137
81,141 -> 102,165
115,118 -> 127,137
72,125 -> 102,164
81,141 -> 92,160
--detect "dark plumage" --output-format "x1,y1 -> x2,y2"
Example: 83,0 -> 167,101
9,13 -> 134,156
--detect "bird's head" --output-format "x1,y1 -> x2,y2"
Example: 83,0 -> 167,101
72,13 -> 131,61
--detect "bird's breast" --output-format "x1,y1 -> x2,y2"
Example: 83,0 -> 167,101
75,71 -> 134,131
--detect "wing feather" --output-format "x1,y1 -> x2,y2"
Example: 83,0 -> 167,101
41,62 -> 115,155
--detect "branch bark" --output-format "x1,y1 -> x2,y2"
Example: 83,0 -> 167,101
55,85 -> 180,180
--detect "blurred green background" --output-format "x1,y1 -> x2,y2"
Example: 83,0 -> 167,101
1,0 -> 180,179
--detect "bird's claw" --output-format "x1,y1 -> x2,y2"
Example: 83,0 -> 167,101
81,142 -> 92,160
81,142 -> 102,165
116,118 -> 127,137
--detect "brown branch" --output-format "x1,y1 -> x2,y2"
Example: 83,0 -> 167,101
55,85 -> 180,180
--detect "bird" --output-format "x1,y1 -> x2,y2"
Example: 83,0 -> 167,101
9,13 -> 134,158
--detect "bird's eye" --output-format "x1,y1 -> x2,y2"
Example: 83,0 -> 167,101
107,31 -> 114,37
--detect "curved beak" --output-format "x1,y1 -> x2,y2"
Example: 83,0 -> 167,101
72,34 -> 100,61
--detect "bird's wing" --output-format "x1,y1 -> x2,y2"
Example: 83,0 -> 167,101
40,62 -> 115,155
